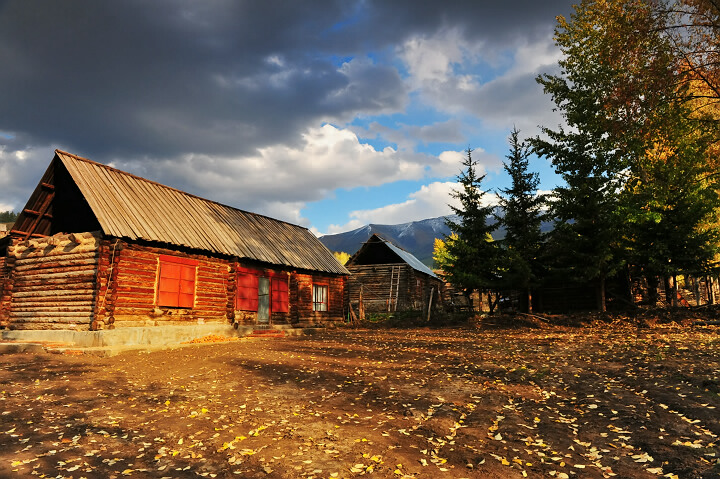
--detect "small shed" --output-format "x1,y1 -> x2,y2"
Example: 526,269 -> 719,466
345,234 -> 444,313
0,150 -> 348,330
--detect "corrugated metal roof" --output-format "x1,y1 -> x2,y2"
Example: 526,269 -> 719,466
348,233 -> 439,278
55,150 -> 349,275
382,240 -> 438,279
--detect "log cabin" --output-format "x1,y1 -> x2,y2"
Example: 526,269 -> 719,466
345,234 -> 444,313
0,150 -> 348,331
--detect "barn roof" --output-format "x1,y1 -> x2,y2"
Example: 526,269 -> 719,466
347,233 -> 438,279
12,150 -> 348,275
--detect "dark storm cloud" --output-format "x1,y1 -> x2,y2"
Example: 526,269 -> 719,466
0,0 -> 572,161
340,0 -> 573,48
0,1 -> 396,158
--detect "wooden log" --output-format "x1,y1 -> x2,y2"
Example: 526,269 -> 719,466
11,310 -> 94,318
117,270 -> 157,280
115,285 -> 156,294
14,256 -> 98,270
10,316 -> 93,324
14,279 -> 96,289
11,303 -> 95,312
12,289 -> 95,298
12,297 -> 96,307
10,323 -> 91,331
13,264 -> 98,277
111,300 -> 155,310
117,257 -> 158,268
15,269 -> 96,279
14,269 -> 97,281
11,244 -> 99,259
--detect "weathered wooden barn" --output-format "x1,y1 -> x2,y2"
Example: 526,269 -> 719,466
345,234 -> 443,313
0,150 -> 348,331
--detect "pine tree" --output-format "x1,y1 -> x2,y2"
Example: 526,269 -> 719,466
444,148 -> 500,311
0,211 -> 17,223
497,127 -> 545,312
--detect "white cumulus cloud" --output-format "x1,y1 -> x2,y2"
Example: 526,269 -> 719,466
325,181 -> 460,235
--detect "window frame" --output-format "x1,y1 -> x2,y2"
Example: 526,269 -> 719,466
157,255 -> 198,309
312,283 -> 328,312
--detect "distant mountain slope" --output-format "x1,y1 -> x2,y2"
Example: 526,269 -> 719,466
319,216 -> 455,267
319,213 -> 553,268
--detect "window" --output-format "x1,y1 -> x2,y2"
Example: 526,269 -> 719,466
157,255 -> 197,308
236,270 -> 259,311
271,277 -> 289,313
312,284 -> 328,312
236,270 -> 289,314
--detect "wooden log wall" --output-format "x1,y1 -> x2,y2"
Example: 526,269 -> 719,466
294,272 -> 346,325
347,264 -> 444,313
346,264 -> 411,312
0,255 -> 10,328
411,271 -> 444,312
99,241 -> 233,328
6,232 -> 100,330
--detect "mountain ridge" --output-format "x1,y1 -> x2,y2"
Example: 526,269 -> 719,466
319,212 -> 552,267
319,216 -> 457,267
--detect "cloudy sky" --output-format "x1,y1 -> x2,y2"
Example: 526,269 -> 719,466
0,0 -> 573,235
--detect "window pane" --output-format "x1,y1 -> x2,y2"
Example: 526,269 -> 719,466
180,265 -> 196,281
313,284 -> 328,311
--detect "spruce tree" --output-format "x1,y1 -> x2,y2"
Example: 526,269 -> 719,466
444,148 -> 500,311
497,127 -> 544,312
534,0 -> 720,309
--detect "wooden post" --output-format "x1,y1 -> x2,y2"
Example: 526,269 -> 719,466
426,287 -> 434,322
359,284 -> 365,321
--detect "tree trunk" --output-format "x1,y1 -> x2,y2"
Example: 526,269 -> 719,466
598,275 -> 607,312
527,288 -> 533,314
488,291 -> 498,314
664,276 -> 673,305
708,276 -> 715,305
671,275 -> 678,308
647,275 -> 658,306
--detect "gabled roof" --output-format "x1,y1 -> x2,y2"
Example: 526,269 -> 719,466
12,150 -> 348,275
347,233 -> 438,278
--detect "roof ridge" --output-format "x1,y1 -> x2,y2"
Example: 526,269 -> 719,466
53,149 -> 309,231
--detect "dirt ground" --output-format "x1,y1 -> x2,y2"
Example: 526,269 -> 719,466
0,320 -> 719,478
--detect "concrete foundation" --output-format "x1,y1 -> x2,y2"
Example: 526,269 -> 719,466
0,323 -> 308,356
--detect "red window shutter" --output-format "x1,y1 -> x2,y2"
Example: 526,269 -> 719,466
177,266 -> 196,308
271,277 -> 289,313
157,256 -> 197,308
236,272 -> 259,311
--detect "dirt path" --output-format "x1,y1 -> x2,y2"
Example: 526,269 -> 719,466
0,325 -> 718,478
